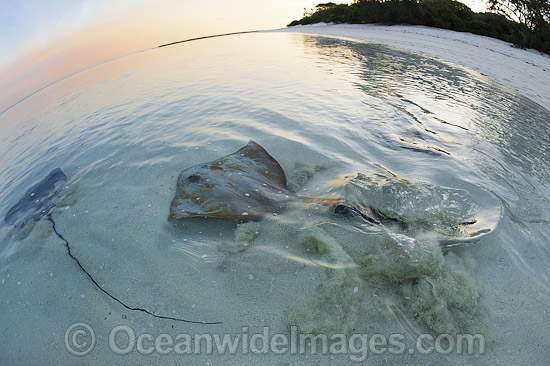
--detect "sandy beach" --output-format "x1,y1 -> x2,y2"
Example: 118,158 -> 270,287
277,23 -> 550,110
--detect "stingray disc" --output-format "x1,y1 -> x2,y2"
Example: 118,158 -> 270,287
169,140 -> 292,221
5,168 -> 67,225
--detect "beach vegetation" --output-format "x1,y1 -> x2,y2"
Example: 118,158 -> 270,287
288,0 -> 550,54
488,0 -> 550,51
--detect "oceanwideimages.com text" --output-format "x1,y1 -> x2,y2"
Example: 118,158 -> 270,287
65,323 -> 485,361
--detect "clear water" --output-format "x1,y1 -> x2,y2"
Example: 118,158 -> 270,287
0,32 -> 549,365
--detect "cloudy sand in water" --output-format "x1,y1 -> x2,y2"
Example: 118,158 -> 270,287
0,24 -> 549,366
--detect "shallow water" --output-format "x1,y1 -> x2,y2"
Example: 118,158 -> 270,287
0,32 -> 549,365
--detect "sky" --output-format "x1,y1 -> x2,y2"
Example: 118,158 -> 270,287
0,0 -> 348,68
0,0 -> 489,68
0,0 -> 488,111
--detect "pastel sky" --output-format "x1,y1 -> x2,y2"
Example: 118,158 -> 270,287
0,0 -> 335,67
0,0 -> 488,68
0,0 -> 488,111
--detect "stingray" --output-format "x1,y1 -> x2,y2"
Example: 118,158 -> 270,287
3,167 -> 220,325
169,140 -> 385,225
5,167 -> 67,225
169,140 -> 496,246
169,140 -> 349,222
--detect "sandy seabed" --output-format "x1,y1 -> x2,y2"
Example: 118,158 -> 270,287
274,24 -> 550,366
2,24 -> 550,366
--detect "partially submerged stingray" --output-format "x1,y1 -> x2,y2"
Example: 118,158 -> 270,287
169,140 -> 496,245
169,140 -> 343,221
168,140 -> 413,225
5,167 -> 67,225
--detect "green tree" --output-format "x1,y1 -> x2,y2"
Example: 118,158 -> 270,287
487,0 -> 549,29
487,0 -> 550,49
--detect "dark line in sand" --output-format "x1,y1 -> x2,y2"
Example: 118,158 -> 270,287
47,212 -> 222,325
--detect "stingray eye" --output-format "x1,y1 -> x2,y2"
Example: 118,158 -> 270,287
187,174 -> 201,183
332,204 -> 352,216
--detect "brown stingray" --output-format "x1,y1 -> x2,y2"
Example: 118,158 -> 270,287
168,140 -> 336,221
168,140 -> 493,247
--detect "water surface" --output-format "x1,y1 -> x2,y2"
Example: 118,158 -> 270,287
0,32 -> 549,365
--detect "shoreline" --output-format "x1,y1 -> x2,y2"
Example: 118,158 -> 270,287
275,24 -> 550,110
